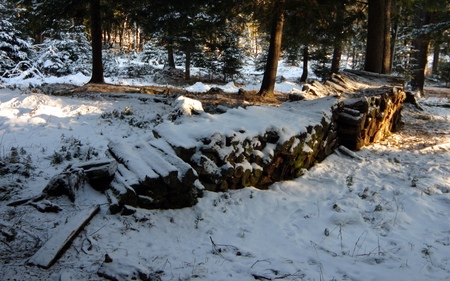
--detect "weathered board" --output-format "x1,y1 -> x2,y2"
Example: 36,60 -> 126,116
27,205 -> 100,269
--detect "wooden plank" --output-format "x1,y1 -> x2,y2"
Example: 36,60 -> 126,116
27,205 -> 100,269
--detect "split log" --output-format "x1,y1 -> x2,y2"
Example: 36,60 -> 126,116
27,205 -> 99,269
107,140 -> 200,209
77,159 -> 118,191
337,86 -> 406,150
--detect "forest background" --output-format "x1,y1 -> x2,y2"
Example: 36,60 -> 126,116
1,0 -> 449,93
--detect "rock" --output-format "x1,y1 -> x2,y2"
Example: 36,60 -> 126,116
207,87 -> 224,95
288,92 -> 305,101
168,96 -> 205,121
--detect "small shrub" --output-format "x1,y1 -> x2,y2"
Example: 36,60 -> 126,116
411,177 -> 419,187
346,175 -> 354,188
374,204 -> 383,212
51,151 -> 64,165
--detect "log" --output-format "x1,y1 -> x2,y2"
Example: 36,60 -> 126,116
343,69 -> 405,86
107,140 -> 200,209
27,205 -> 100,268
76,159 -> 118,191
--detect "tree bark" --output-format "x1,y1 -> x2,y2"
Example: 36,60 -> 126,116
432,42 -> 440,75
88,0 -> 105,84
300,46 -> 309,82
185,44 -> 191,80
381,0 -> 391,74
390,4 -> 401,72
331,5 -> 344,76
331,42 -> 342,75
167,40 -> 175,68
411,8 -> 432,95
365,0 -> 386,73
258,0 -> 285,98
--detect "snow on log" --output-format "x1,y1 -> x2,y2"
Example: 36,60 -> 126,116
27,205 -> 99,269
107,140 -> 160,182
107,139 -> 200,209
76,159 -> 117,191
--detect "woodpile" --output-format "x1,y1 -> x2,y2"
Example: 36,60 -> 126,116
337,86 -> 406,150
106,140 -> 200,212
33,70 -> 407,211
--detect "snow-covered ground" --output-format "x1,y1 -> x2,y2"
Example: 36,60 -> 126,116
0,66 -> 449,281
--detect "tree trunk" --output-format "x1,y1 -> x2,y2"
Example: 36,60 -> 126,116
167,40 -> 175,68
432,42 -> 440,75
185,44 -> 191,80
88,0 -> 104,84
300,46 -> 308,82
331,43 -> 342,76
331,5 -> 344,76
258,0 -> 285,98
381,0 -> 391,74
390,4 -> 401,72
411,8 -> 432,95
365,0 -> 386,73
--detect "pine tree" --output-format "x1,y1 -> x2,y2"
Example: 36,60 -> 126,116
34,24 -> 91,76
0,1 -> 32,76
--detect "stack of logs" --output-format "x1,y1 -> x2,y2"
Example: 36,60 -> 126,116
38,70 -> 407,212
328,70 -> 406,150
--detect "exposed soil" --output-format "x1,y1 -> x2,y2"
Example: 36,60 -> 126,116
37,83 -> 287,110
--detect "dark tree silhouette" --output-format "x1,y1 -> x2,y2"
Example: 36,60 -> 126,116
365,0 -> 391,74
258,0 -> 285,98
88,0 -> 104,84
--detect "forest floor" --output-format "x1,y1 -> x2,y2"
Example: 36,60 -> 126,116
1,76 -> 449,280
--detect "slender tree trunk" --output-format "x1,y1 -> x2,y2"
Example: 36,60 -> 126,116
185,44 -> 191,80
381,0 -> 391,74
365,0 -> 385,73
300,46 -> 308,82
390,4 -> 401,72
411,8 -> 432,95
107,30 -> 111,47
331,6 -> 344,76
133,22 -> 137,52
258,0 -> 285,98
88,0 -> 104,84
432,42 -> 440,75
167,39 -> 175,68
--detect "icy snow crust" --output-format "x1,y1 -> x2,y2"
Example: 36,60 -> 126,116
0,71 -> 449,280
